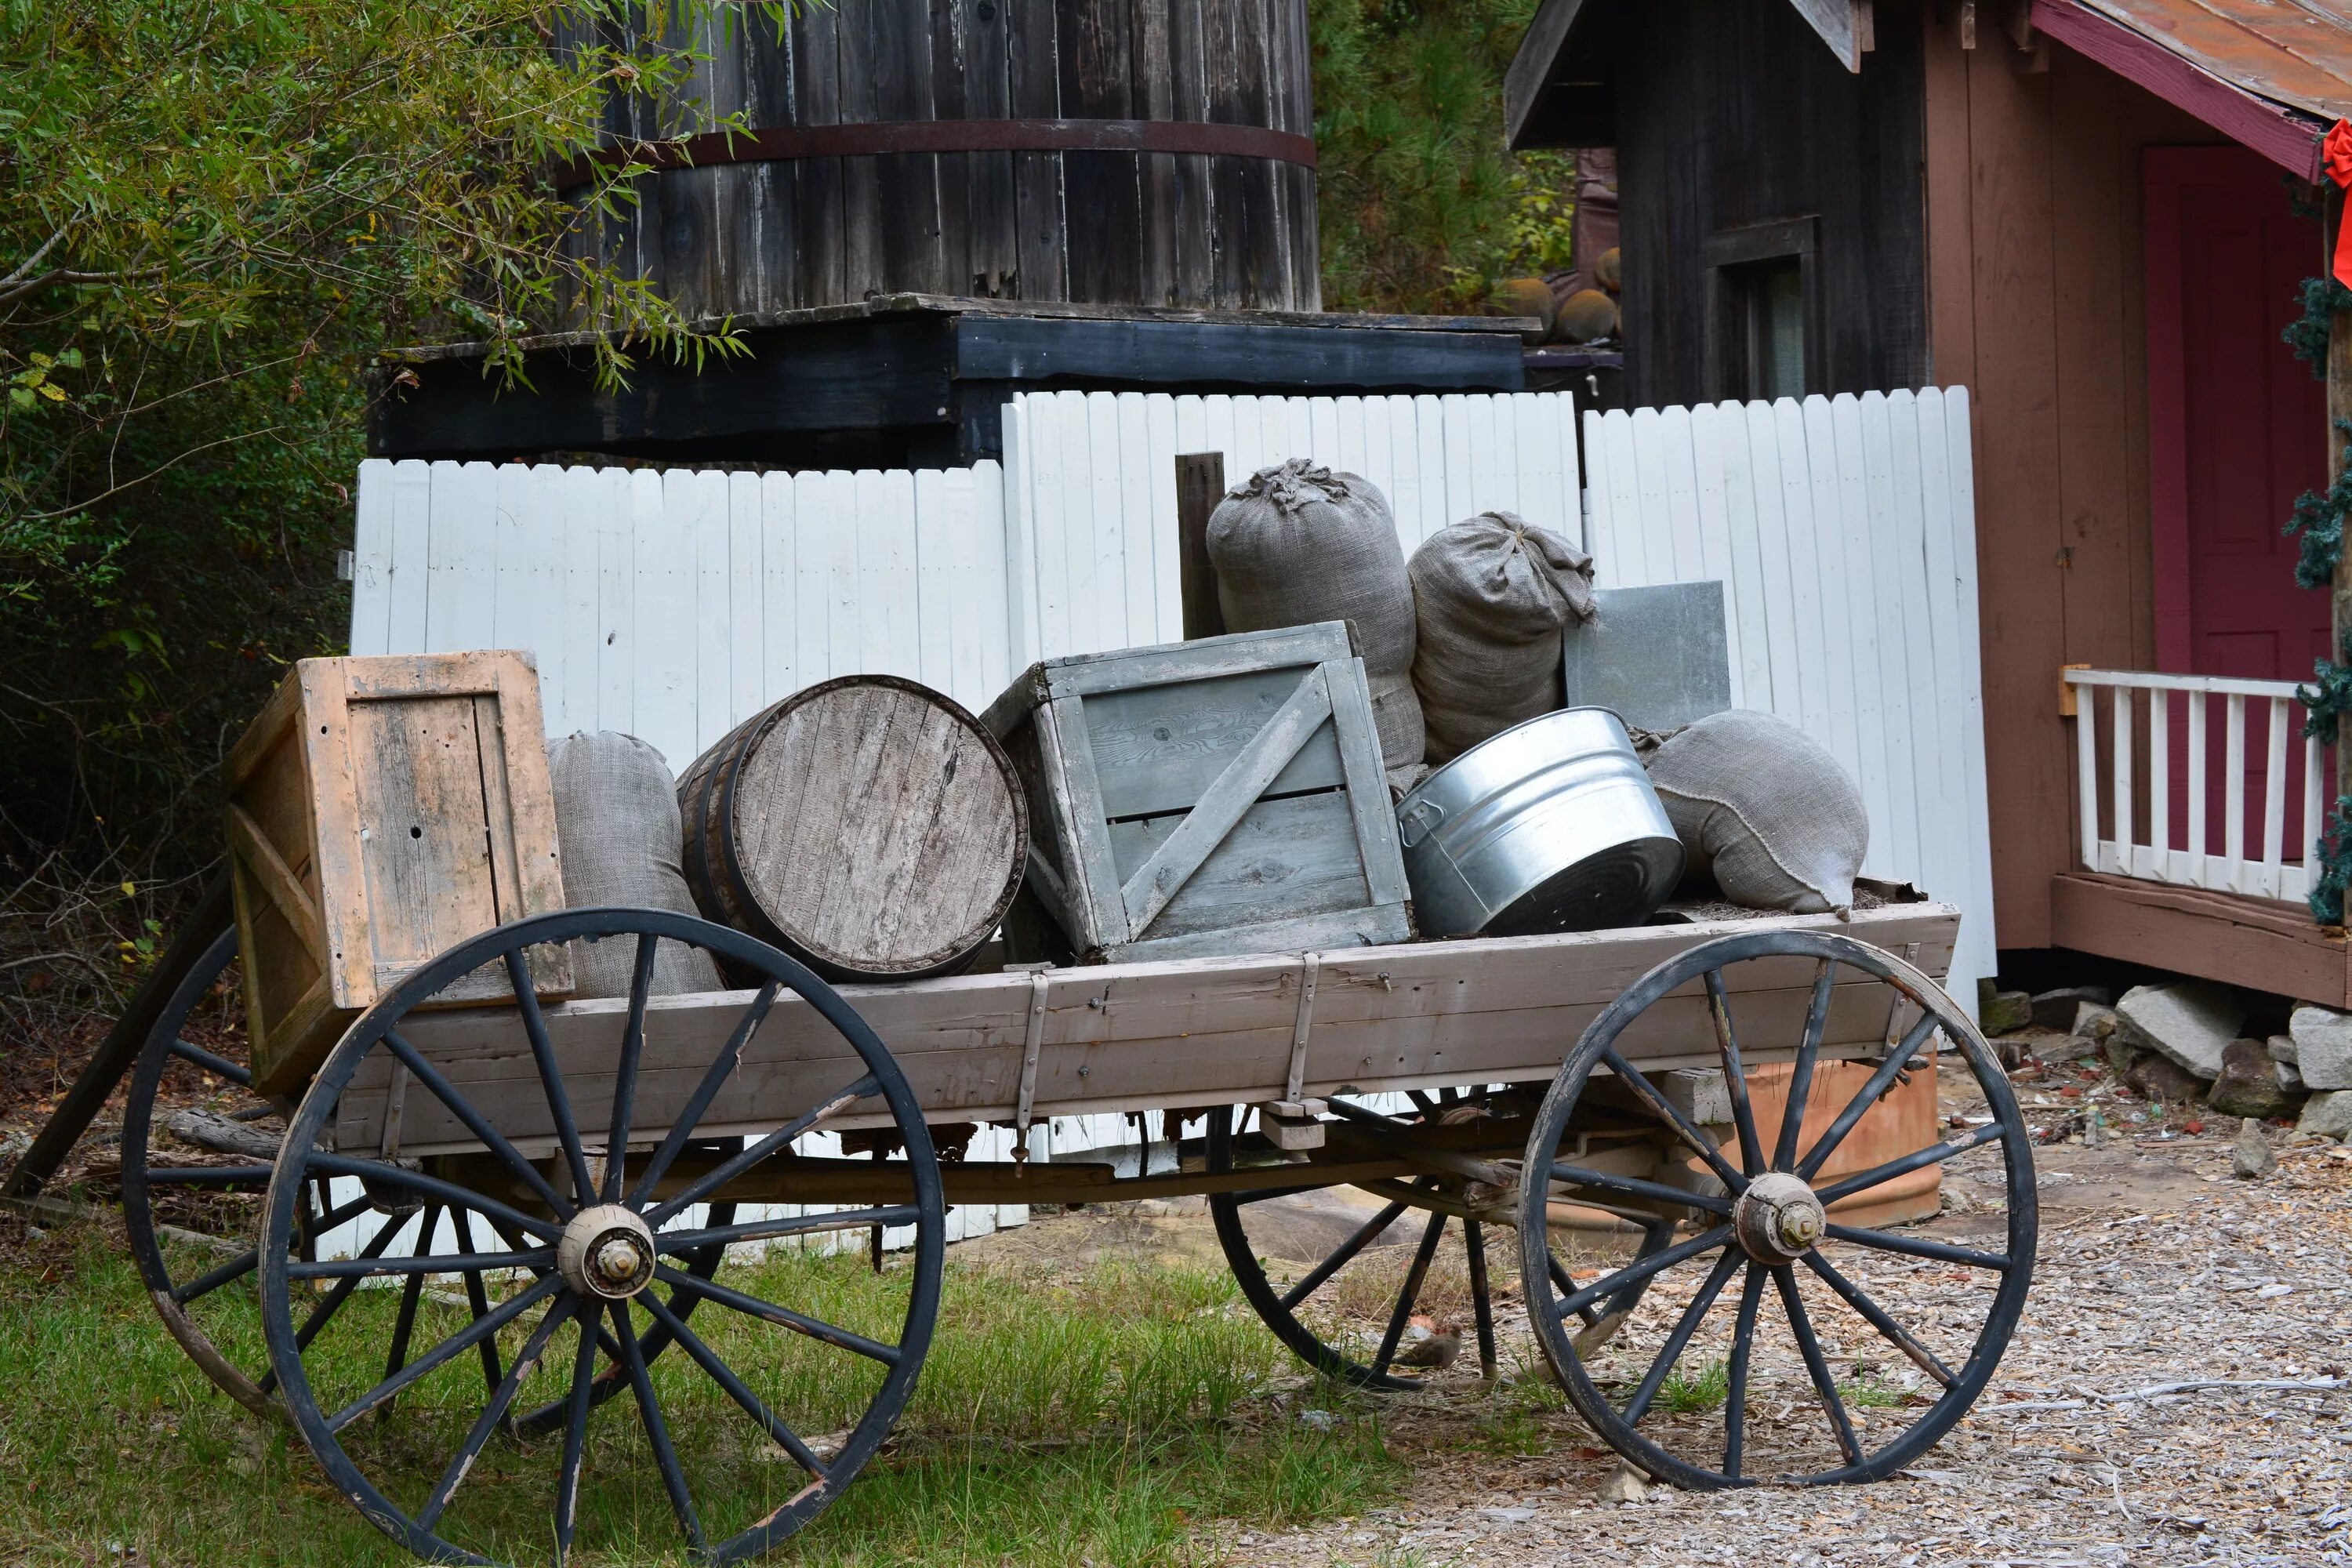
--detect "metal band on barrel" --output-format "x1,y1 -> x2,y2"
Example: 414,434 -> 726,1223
554,118 -> 1318,191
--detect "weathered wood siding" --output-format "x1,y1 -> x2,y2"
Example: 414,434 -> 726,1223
1607,0 -> 1929,407
564,0 -> 1318,314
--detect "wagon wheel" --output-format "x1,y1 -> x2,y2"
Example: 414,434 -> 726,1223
256,908 -> 945,1566
1517,929 -> 2036,1488
1206,1098 -> 1675,1391
119,926 -> 740,1425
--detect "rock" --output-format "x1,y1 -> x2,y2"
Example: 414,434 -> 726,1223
2298,1090 -> 2352,1142
2031,985 -> 2112,1031
2268,1033 -> 2299,1066
2232,1118 -> 2277,1179
2206,1039 -> 2301,1120
2075,1003 -> 2122,1042
2115,982 -> 2244,1080
1980,985 -> 2034,1036
1596,1462 -> 1650,1504
2029,1033 -> 2099,1066
2278,1058 -> 2307,1094
2290,1004 -> 2352,1090
2125,1051 -> 2204,1105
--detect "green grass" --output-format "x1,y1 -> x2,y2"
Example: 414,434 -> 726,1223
1652,1356 -> 1730,1416
0,1221 -> 1401,1566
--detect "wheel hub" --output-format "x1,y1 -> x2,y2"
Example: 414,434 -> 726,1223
559,1203 -> 657,1300
1733,1171 -> 1827,1263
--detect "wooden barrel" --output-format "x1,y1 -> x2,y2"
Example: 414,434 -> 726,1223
558,0 -> 1319,317
677,677 -> 1026,982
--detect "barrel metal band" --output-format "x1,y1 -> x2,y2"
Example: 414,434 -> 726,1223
554,118 -> 1318,191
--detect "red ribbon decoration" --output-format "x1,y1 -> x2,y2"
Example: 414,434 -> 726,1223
2327,119 -> 2352,289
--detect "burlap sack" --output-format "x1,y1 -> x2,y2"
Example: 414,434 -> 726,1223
1408,511 -> 1596,764
1208,459 -> 1425,768
546,731 -> 724,996
1639,710 -> 1869,914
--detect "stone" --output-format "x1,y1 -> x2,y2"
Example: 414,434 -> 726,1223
2031,985 -> 2112,1031
2278,1058 -> 2307,1094
2268,1033 -> 2299,1067
2125,1051 -> 2204,1105
2114,982 -> 2245,1080
2206,1039 -> 2300,1120
2029,1033 -> 2099,1067
2232,1118 -> 2277,1179
2290,1004 -> 2352,1090
2298,1090 -> 2352,1142
2074,1003 -> 2122,1042
1596,1462 -> 1650,1504
1980,987 -> 2034,1036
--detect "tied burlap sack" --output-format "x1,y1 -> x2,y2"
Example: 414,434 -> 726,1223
1408,511 -> 1596,764
1638,710 -> 1869,914
1208,459 -> 1425,768
546,731 -> 724,996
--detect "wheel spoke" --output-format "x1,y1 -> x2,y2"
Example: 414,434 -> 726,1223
1722,1261 -> 1766,1480
1548,1251 -> 1602,1329
1372,1211 -> 1447,1376
171,1245 -> 260,1304
1703,970 -> 1767,1176
602,935 -> 660,1203
1548,1162 -> 1733,1217
167,1037 -> 251,1085
1600,1044 -> 1748,1192
325,1273 -> 564,1432
644,1073 -> 879,1226
459,1213 -> 510,1401
1799,1250 -> 1956,1388
380,1206 -> 436,1407
1773,960 -> 1837,1170
659,1265 -> 902,1365
383,1029 -> 575,1219
641,1292 -> 830,1477
1463,1218 -> 1499,1379
656,1206 -> 922,1255
506,949 -> 599,1203
1824,1223 -> 2009,1272
1622,1245 -> 1744,1425
608,1301 -> 705,1552
1277,1199 -> 1410,1312
555,1294 -> 601,1566
1555,1225 -> 1735,1322
417,1296 -> 580,1532
630,982 -> 782,1204
289,1247 -> 556,1279
260,1209 -> 422,1396
146,1164 -> 275,1189
303,1152 -> 564,1243
1796,1011 -> 1940,1181
1812,1123 -> 2005,1207
1773,1264 -> 1863,1467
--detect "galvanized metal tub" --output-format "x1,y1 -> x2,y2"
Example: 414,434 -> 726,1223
1395,707 -> 1684,938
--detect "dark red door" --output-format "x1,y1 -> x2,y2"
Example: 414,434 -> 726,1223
2144,146 -> 2332,857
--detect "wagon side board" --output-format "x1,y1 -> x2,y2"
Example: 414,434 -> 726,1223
345,902 -> 1961,1156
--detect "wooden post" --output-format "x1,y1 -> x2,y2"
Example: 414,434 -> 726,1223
2329,188 -> 2352,968
1174,452 -> 1229,641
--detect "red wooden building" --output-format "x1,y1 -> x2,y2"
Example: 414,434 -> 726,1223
1509,0 -> 2352,1008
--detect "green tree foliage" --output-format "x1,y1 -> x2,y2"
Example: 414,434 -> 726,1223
0,0 -> 756,900
1312,0 -> 1577,313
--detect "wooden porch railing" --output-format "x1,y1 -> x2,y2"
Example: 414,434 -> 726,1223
2063,667 -> 2325,905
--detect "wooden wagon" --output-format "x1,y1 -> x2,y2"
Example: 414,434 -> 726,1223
111,858 -> 2035,1564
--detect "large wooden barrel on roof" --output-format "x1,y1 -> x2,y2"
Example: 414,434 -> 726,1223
677,677 -> 1027,982
560,0 -> 1320,316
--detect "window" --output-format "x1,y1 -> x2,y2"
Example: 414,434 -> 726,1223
1742,258 -> 1806,401
1701,217 -> 1819,404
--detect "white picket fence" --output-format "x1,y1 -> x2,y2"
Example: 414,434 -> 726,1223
1582,389 -> 1995,1004
2064,667 -> 2325,904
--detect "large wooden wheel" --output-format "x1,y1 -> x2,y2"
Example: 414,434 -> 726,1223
256,908 -> 945,1566
1517,930 -> 2036,1488
1206,1096 -> 1675,1391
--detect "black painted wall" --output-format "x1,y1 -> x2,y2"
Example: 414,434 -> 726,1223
1607,0 -> 1928,408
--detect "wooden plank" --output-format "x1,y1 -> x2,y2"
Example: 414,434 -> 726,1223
350,461 -> 395,657
1143,393 -> 1183,644
1857,392 -> 1922,880
1109,791 -> 1370,940
791,470 -> 833,698
973,459 -> 1014,701
385,461 -> 433,662
1175,451 -> 1229,641
2053,872 -> 2349,1008
423,462 -> 495,655
793,0 -> 848,305
552,465 -> 601,737
633,470 -> 695,769
939,466 -> 989,712
1000,399 -> 1042,670
1081,669 -> 1343,817
1327,654 -> 1411,908
1041,622 -> 1351,698
1799,397 -> 1868,825
727,473 -> 765,735
1044,693 -> 1129,944
1440,392 -> 1476,525
597,467 -> 642,741
1885,392 -> 1958,911
687,468 -> 734,757
914,466 -> 958,697
1711,402 -> 1776,710
821,467 -> 860,686
1410,394 -> 1446,543
758,470 -> 799,713
1630,408 -> 1673,586
1115,392 -> 1157,648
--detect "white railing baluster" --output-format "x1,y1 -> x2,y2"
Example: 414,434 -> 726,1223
2148,688 -> 2170,881
2261,698 -> 2289,899
2224,693 -> 2247,894
2074,673 -> 2099,873
2303,730 -> 2325,905
2111,685 -> 2132,877
2188,691 -> 2207,887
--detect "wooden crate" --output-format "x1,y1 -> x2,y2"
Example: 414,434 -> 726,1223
227,652 -> 569,1094
978,622 -> 1411,964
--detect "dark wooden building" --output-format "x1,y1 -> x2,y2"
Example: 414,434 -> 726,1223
1511,0 -> 2352,1006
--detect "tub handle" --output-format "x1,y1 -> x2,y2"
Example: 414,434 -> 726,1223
1397,797 -> 1446,848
